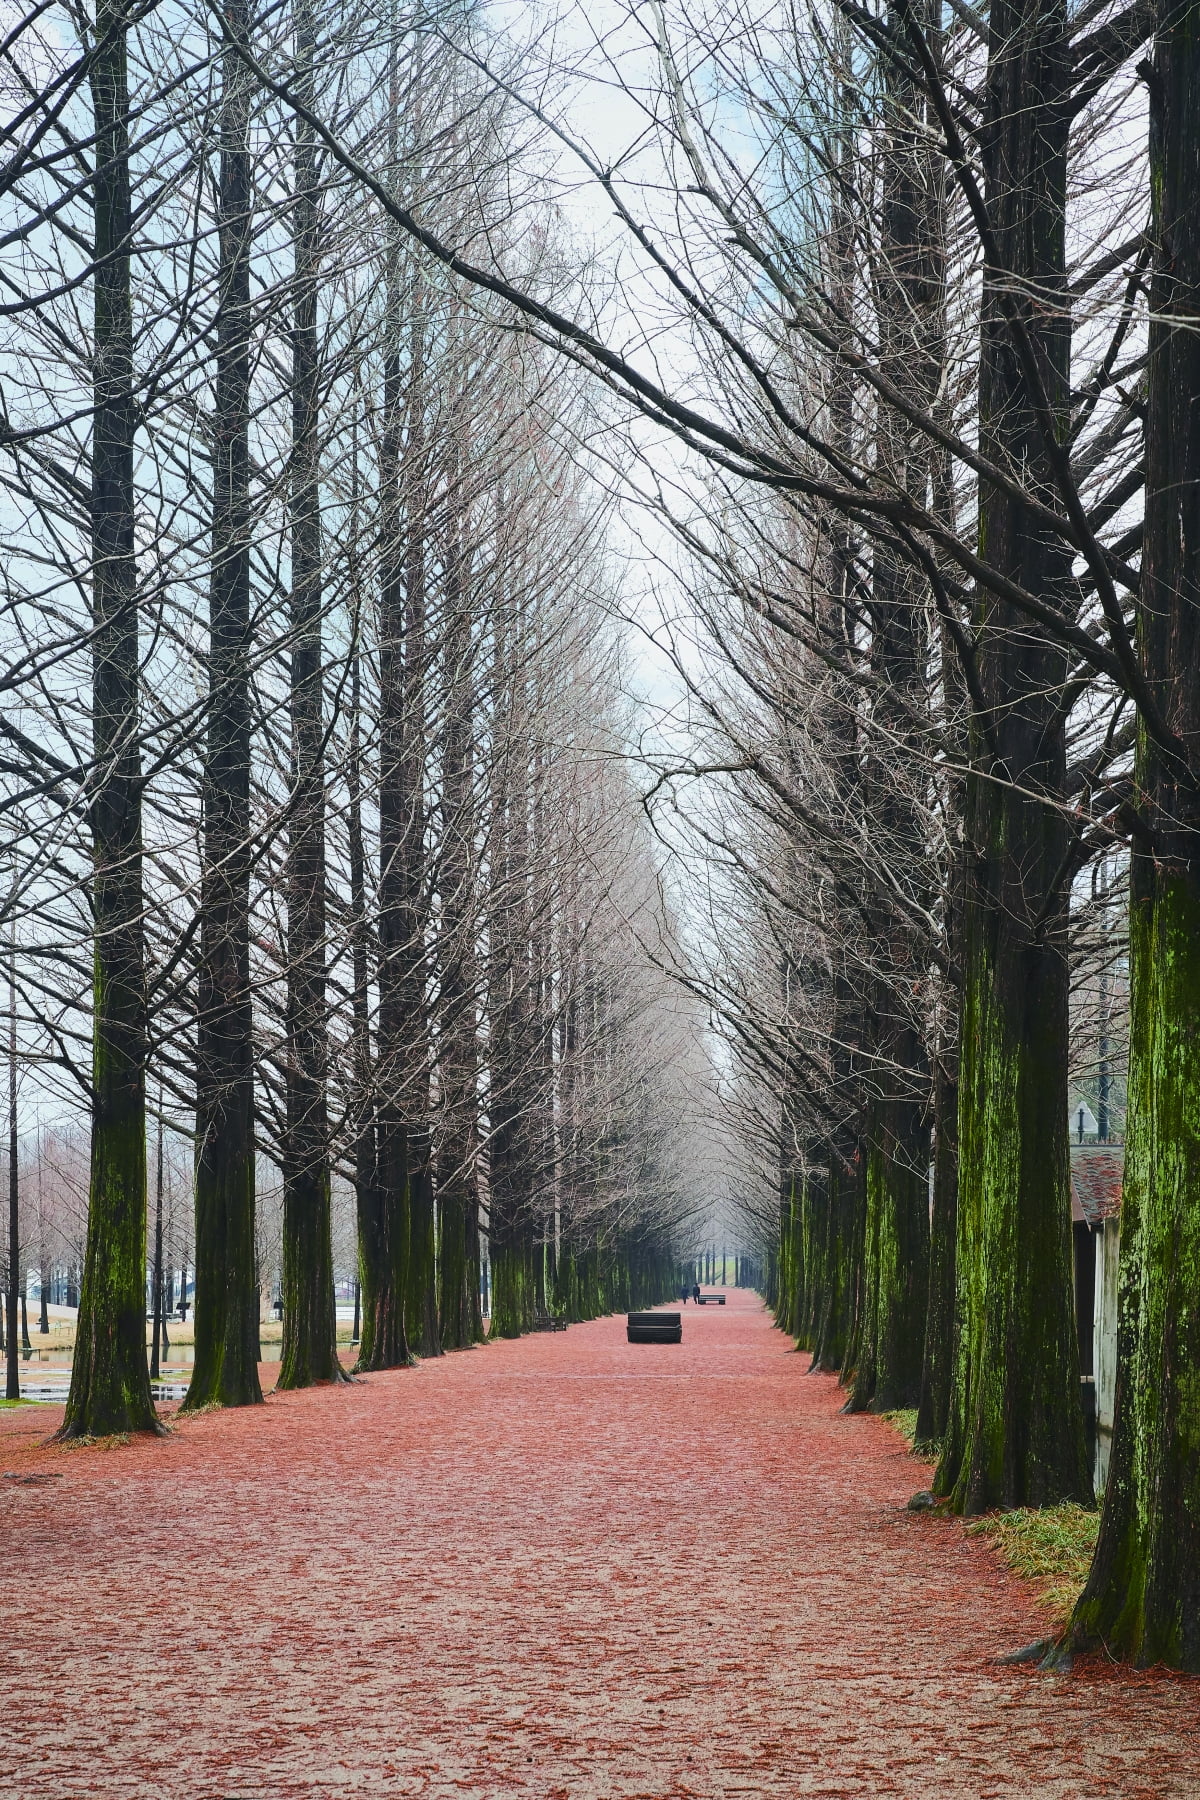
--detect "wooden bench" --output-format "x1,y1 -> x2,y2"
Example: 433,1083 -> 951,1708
531,1313 -> 568,1332
627,1311 -> 682,1344
696,1294 -> 726,1305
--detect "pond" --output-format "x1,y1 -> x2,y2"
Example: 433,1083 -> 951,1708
12,1377 -> 191,1405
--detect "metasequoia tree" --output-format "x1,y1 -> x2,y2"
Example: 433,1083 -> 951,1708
927,0 -> 1091,1509
432,424 -> 484,1349
184,0 -> 264,1412
277,0 -> 344,1389
1069,0 -> 1200,1670
62,0 -> 159,1438
355,30 -> 423,1371
840,0 -> 945,1416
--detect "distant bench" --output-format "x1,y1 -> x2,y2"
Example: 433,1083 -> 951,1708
531,1313 -> 568,1333
695,1294 -> 726,1306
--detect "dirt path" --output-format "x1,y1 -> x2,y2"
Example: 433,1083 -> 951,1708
2,1293 -> 1197,1798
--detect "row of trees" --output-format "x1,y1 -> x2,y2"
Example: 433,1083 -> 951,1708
1,3 -> 709,1423
608,0 -> 1191,1670
6,0 -> 1197,1673
265,0 -> 1198,1673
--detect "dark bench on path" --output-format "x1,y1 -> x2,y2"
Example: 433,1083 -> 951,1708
696,1294 -> 726,1305
627,1311 -> 682,1344
531,1313 -> 568,1332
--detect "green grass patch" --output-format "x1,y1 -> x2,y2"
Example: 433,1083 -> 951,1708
0,1397 -> 38,1408
965,1504 -> 1099,1621
881,1408 -> 919,1448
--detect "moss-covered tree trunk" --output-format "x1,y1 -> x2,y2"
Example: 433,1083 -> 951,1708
775,1161 -> 802,1339
846,0 -> 943,1418
360,1109 -> 409,1370
62,0 -> 159,1439
848,1090 -> 930,1411
916,1054 -> 958,1446
183,0 -> 263,1413
278,0 -> 343,1391
798,1164 -> 827,1348
1069,1 -> 1200,1668
811,1148 -> 863,1374
489,1236 -> 534,1338
7,943 -> 20,1403
933,0 -> 1088,1510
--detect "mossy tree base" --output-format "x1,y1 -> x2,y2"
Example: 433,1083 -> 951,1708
845,1100 -> 929,1415
278,1166 -> 350,1391
354,1145 -> 413,1372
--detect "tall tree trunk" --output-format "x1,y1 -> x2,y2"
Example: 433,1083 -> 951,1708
849,1088 -> 929,1411
278,0 -> 343,1389
436,480 -> 482,1349
150,1094 -> 164,1381
846,0 -> 944,1415
1070,0 -> 1200,1668
934,0 -> 1089,1509
184,0 -> 263,1412
487,644 -> 536,1339
799,1161 -> 827,1348
367,132 -> 414,1368
347,635 -> 392,1370
397,305 -> 439,1361
61,0 -> 157,1437
810,1144 -> 862,1373
916,1051 -> 958,1445
6,938 -> 18,1400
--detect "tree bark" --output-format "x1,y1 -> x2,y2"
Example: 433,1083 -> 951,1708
934,0 -> 1089,1508
916,1053 -> 958,1445
810,1146 -> 863,1374
396,308 -> 439,1361
436,484 -> 483,1349
150,1098 -> 164,1381
849,1092 -> 929,1411
846,0 -> 943,1416
485,624 -> 537,1339
61,0 -> 158,1437
7,939 -> 19,1401
366,163 -> 415,1369
278,0 -> 344,1390
184,0 -> 263,1412
1070,0 -> 1200,1668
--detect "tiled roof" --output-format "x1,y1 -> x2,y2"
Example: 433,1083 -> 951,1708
1070,1144 -> 1124,1226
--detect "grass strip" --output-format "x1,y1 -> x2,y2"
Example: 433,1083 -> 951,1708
966,1504 -> 1099,1622
881,1408 -> 919,1448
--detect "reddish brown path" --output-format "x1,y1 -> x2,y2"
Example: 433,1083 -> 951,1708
3,1294 -> 1198,1798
